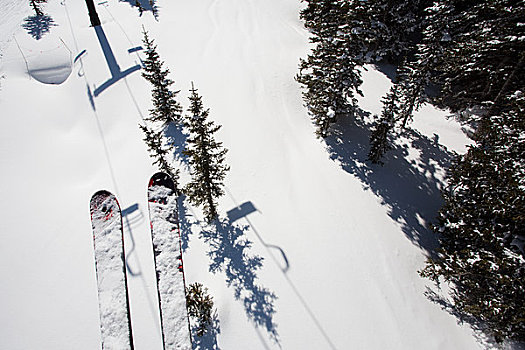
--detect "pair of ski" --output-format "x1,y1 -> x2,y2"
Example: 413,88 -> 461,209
89,172 -> 192,350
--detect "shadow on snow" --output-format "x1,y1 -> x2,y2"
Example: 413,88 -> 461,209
191,310 -> 221,350
176,196 -> 278,345
22,14 -> 56,40
165,121 -> 190,169
200,218 -> 279,344
120,0 -> 159,19
93,25 -> 141,97
324,111 -> 455,256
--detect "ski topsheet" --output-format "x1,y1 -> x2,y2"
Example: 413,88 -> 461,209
148,172 -> 192,350
90,190 -> 134,350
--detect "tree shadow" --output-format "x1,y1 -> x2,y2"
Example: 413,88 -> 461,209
372,60 -> 398,82
120,0 -> 159,19
200,218 -> 279,344
176,194 -> 194,253
22,14 -> 56,40
223,196 -> 337,349
191,310 -> 221,350
165,122 -> 190,170
325,111 -> 454,255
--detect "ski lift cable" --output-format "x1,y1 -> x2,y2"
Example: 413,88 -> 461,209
12,36 -> 30,80
101,4 -> 143,62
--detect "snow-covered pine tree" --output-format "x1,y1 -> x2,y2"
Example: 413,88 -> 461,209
367,2 -> 454,161
141,29 -> 182,126
297,36 -> 362,137
139,124 -> 179,186
421,92 -> 525,342
183,83 -> 229,223
298,0 -> 432,138
344,0 -> 430,63
297,0 -> 364,137
431,0 -> 525,115
368,85 -> 400,164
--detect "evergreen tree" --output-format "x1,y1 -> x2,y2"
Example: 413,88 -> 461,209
29,0 -> 47,16
186,282 -> 215,337
368,85 -> 399,164
135,0 -> 145,16
139,29 -> 183,187
139,124 -> 179,185
149,0 -> 159,20
370,0 -> 524,161
297,0 -> 363,137
183,83 -> 229,223
297,37 -> 362,137
429,0 -> 525,115
389,0 -> 525,123
298,0 -> 431,138
344,0 -> 431,63
141,29 -> 182,126
421,92 -> 525,342
22,14 -> 55,40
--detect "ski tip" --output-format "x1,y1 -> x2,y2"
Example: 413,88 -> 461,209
90,190 -> 120,212
149,172 -> 175,190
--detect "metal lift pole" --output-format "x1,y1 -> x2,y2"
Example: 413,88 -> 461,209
85,0 -> 101,27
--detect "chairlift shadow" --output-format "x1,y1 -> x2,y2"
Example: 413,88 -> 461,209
121,203 -> 145,276
92,25 -> 141,97
227,201 -> 289,273
199,217 -> 280,344
225,198 -> 337,349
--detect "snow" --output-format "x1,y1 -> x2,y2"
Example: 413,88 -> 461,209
14,33 -> 72,84
0,0 -> 496,349
148,183 -> 192,350
90,191 -> 133,349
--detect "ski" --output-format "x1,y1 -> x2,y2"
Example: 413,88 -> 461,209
148,172 -> 192,350
90,190 -> 134,350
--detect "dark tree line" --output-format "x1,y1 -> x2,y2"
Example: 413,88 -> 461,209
298,0 -> 525,343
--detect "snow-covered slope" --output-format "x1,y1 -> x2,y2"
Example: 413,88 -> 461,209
0,0 -> 484,349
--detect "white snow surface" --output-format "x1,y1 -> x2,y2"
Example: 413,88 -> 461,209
90,192 -> 133,349
148,184 -> 192,350
0,0 -> 496,349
